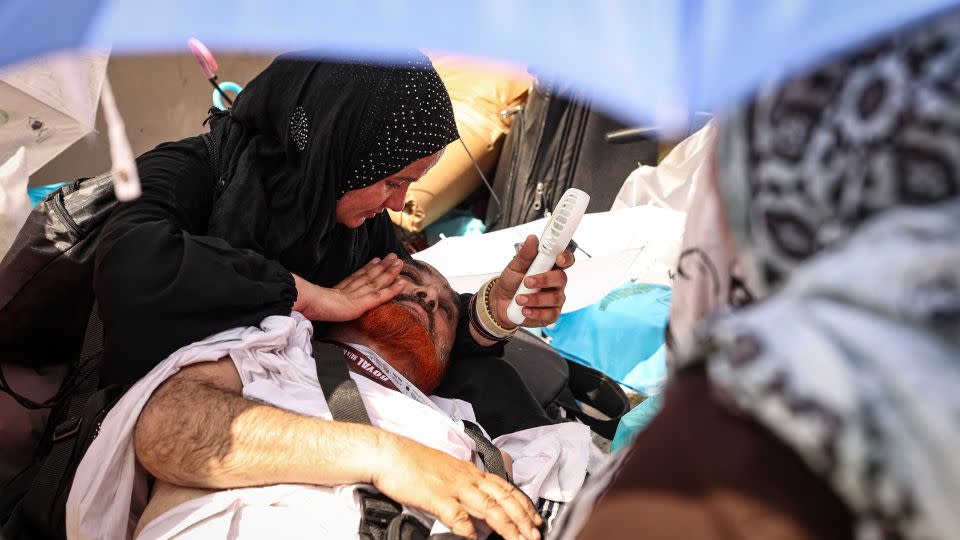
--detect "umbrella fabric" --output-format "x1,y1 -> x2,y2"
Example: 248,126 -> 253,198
0,50 -> 108,174
2,1 -> 959,128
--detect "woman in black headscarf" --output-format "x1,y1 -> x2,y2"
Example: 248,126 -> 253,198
93,51 -> 568,434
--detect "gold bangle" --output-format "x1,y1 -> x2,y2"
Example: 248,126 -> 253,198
476,278 -> 517,339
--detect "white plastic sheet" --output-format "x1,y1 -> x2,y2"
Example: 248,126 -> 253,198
414,205 -> 686,313
611,120 -> 716,212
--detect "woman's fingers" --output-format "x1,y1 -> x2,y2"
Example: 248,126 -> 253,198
371,277 -> 407,304
340,254 -> 402,292
333,255 -> 384,288
355,258 -> 403,293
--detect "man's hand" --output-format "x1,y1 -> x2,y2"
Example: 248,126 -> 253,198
488,235 -> 574,329
373,432 -> 541,540
292,254 -> 407,321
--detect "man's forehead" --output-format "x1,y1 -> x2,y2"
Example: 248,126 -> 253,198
405,259 -> 441,280
404,260 -> 458,302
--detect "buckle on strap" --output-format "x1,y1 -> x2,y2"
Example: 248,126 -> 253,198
52,416 -> 82,442
359,490 -> 402,532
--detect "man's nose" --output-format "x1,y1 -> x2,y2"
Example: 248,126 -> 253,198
415,288 -> 438,311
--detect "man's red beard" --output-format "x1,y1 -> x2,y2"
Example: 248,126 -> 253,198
345,302 -> 448,394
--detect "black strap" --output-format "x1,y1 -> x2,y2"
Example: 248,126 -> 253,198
462,421 -> 509,482
19,304 -> 103,533
358,491 -> 403,540
558,359 -> 630,440
0,299 -> 103,411
311,340 -> 372,425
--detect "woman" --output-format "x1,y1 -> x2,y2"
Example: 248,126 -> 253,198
559,10 -> 960,540
93,51 -> 570,435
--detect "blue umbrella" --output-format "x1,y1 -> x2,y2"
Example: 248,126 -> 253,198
2,0 -> 958,127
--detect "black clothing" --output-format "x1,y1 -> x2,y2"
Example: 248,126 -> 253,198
94,136 -> 455,385
434,354 -> 551,438
203,52 -> 458,278
94,136 -> 296,385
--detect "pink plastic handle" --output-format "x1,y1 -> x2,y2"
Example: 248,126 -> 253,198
188,37 -> 218,79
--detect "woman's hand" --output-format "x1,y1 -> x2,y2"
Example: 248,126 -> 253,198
292,254 -> 407,321
488,235 -> 574,329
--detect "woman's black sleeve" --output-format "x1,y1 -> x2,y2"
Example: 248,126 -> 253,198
94,139 -> 296,385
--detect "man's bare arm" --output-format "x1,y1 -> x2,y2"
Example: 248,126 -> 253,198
134,357 -> 386,488
132,357 -> 541,539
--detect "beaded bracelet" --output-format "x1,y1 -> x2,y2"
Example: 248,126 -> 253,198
469,278 -> 518,342
468,293 -> 504,343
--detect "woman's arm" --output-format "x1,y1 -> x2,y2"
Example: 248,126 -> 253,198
94,139 -> 296,385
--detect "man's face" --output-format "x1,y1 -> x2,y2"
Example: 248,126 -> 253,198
343,260 -> 459,394
393,259 -> 459,360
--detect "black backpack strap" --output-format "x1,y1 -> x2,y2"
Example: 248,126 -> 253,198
311,340 -> 372,425
357,490 -> 403,540
461,421 -> 510,482
17,304 -> 104,537
312,341 -> 404,538
556,359 -> 631,440
0,300 -> 102,411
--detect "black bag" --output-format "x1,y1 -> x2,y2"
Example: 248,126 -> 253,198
0,133 -> 221,539
484,79 -> 658,230
0,173 -> 117,367
0,172 -> 122,540
503,331 -> 631,441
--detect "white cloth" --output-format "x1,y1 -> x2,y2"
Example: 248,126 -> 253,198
67,313 -> 592,540
611,120 -> 715,213
0,146 -> 30,258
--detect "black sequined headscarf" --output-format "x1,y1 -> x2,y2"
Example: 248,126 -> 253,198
205,51 -> 458,278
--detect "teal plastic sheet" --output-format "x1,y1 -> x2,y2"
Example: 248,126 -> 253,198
27,182 -> 65,206
543,282 -> 671,395
612,394 -> 663,452
425,209 -> 486,245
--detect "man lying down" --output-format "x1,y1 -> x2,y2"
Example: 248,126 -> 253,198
66,259 -> 597,540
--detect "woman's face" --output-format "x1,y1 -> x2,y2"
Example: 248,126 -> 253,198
335,150 -> 443,228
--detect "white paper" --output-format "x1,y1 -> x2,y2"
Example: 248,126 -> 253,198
415,205 -> 686,312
